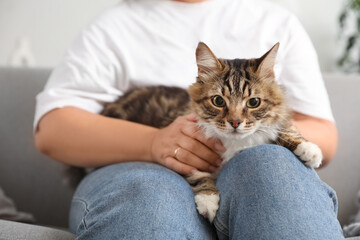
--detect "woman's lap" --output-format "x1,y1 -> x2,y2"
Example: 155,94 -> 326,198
214,144 -> 343,239
69,144 -> 344,239
69,161 -> 216,239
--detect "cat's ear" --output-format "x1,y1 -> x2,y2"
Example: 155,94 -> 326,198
196,42 -> 223,74
256,42 -> 279,79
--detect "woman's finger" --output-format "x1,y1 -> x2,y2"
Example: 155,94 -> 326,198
163,156 -> 197,175
178,134 -> 221,167
185,113 -> 199,122
174,146 -> 217,173
181,121 -> 226,153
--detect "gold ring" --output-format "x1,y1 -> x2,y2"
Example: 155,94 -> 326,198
174,147 -> 181,158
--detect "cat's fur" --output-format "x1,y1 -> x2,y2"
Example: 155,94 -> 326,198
101,42 -> 323,222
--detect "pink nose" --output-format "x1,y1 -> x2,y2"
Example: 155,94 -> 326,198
228,120 -> 243,129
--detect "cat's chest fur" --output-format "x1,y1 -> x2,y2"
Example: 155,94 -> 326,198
220,133 -> 274,164
198,120 -> 279,166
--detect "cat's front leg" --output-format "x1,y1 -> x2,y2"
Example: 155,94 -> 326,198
277,125 -> 323,168
293,141 -> 322,168
186,171 -> 219,223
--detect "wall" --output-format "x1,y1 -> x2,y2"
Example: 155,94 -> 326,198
270,0 -> 346,72
0,0 -> 346,72
0,0 -> 119,68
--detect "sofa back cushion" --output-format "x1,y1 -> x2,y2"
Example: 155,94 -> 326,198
0,68 -> 74,227
318,74 -> 360,226
0,68 -> 359,227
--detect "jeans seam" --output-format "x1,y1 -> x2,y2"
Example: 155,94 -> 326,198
213,216 -> 229,237
72,197 -> 90,230
315,177 -> 339,214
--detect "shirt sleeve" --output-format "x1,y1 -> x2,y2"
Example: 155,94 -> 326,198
33,17 -> 128,130
277,14 -> 334,122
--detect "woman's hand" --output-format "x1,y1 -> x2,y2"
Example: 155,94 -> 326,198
150,114 -> 226,175
35,107 -> 225,173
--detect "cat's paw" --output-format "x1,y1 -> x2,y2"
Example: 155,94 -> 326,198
294,142 -> 323,168
194,193 -> 219,223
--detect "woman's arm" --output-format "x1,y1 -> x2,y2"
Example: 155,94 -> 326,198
292,112 -> 338,167
35,107 -> 223,175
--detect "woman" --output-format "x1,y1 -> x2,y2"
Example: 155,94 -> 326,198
34,0 -> 342,239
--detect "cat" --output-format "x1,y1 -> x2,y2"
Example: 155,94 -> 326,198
101,42 -> 323,223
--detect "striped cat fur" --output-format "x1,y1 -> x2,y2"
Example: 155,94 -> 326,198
101,42 -> 323,222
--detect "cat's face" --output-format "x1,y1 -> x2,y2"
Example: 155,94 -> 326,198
188,42 -> 288,140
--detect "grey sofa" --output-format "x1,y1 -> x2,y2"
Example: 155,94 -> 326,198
0,67 -> 359,239
0,68 -> 75,239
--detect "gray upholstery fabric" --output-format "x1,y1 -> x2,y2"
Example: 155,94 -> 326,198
343,190 -> 360,237
0,187 -> 35,223
344,223 -> 360,238
0,68 -> 360,239
317,74 -> 360,226
0,68 -> 75,228
0,220 -> 75,240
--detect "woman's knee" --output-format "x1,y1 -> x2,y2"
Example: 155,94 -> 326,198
70,162 -> 213,238
214,145 -> 342,239
231,144 -> 299,168
217,144 -> 317,193
70,163 -> 192,229
76,162 -> 194,210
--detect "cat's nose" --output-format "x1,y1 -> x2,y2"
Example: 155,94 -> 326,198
228,120 -> 243,129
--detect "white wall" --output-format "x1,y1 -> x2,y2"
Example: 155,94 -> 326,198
269,0 -> 345,72
0,0 -> 346,72
0,0 -> 119,68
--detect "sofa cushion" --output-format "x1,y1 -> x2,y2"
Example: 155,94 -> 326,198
0,67 -> 75,228
318,74 -> 360,226
0,220 -> 75,240
0,187 -> 35,223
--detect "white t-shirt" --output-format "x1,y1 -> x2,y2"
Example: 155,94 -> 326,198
34,0 -> 334,130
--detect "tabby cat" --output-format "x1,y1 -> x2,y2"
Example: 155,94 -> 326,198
101,42 -> 323,222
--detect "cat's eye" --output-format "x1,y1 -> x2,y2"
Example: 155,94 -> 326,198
247,98 -> 261,108
211,95 -> 226,107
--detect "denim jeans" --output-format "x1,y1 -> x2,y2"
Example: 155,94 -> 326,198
69,144 -> 344,239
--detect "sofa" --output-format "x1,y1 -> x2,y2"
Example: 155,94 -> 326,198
0,67 -> 359,239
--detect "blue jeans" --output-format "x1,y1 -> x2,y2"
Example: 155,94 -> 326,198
69,145 -> 344,239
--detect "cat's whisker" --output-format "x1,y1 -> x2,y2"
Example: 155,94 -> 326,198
257,126 -> 298,147
256,128 -> 293,146
258,125 -> 289,135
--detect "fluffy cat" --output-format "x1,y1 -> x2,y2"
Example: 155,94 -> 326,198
101,42 -> 323,223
